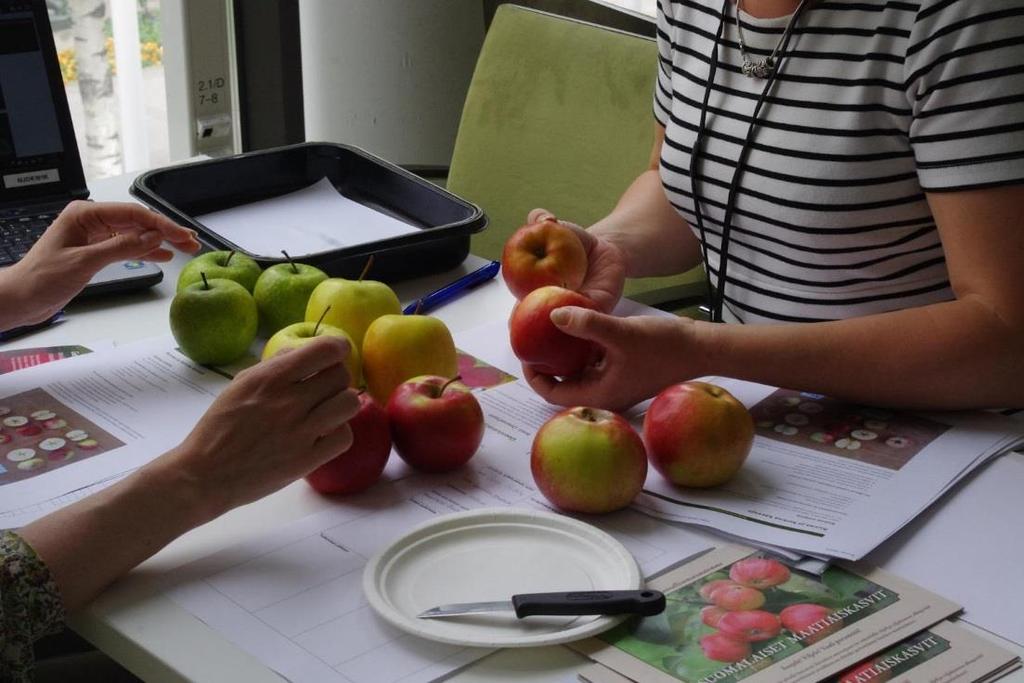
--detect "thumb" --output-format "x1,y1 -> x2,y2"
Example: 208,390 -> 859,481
549,306 -> 627,344
527,208 -> 556,224
77,230 -> 163,267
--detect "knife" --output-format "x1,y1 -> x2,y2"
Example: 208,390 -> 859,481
417,589 -> 666,619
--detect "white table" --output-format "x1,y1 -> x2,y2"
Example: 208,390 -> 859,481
8,170 -> 1024,682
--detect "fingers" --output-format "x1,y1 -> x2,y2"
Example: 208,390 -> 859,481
262,336 -> 352,384
527,208 -> 555,224
306,389 -> 361,437
295,363 -> 351,412
74,201 -> 201,250
72,229 -> 167,270
549,306 -> 629,345
311,425 -> 355,465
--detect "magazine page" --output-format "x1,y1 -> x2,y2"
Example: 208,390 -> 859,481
570,545 -> 960,683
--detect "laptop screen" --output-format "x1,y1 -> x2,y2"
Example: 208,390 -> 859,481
0,0 -> 87,208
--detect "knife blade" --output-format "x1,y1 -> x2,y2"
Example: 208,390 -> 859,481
417,589 -> 666,619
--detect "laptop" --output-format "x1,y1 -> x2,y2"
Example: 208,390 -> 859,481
0,0 -> 161,297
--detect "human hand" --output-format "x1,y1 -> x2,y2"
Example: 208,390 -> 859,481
6,201 -> 201,325
524,307 -> 705,412
527,208 -> 626,314
165,336 -> 360,518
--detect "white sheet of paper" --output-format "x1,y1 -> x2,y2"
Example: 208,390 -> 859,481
868,452 -> 1024,647
195,178 -> 420,258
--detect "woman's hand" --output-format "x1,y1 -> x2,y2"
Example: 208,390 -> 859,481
3,201 -> 201,327
166,335 -> 361,518
524,306 -> 707,412
527,208 -> 627,314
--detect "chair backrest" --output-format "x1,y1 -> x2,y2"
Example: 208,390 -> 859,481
447,4 -> 705,308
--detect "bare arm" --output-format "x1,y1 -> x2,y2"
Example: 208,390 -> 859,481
588,124 -> 703,278
530,184 -> 1024,411
19,338 -> 359,612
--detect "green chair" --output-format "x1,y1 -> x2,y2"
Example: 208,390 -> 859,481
445,4 -> 706,311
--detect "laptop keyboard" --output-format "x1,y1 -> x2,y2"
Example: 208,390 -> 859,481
0,211 -> 58,266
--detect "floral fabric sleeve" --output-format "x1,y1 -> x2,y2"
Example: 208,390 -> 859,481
1,530 -> 65,683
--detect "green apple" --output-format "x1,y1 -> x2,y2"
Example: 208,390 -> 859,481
253,254 -> 328,334
304,259 -> 401,352
170,274 -> 258,365
177,250 -> 262,293
362,314 -> 457,404
261,314 -> 362,386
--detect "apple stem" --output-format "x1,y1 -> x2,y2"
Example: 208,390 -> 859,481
200,272 -> 210,290
358,255 -> 375,282
313,305 -> 331,336
225,250 -> 235,266
281,250 -> 298,274
413,299 -> 424,315
440,375 -> 462,396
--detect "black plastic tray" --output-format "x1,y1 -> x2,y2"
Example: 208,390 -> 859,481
130,142 -> 487,282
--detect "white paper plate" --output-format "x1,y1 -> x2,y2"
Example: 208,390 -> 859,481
363,507 -> 641,648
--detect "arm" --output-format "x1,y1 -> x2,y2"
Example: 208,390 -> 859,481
529,185 -> 1024,411
18,336 -> 359,612
0,201 -> 200,332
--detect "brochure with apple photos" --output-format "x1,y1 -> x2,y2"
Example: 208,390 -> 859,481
578,620 -> 1021,683
569,545 -> 961,683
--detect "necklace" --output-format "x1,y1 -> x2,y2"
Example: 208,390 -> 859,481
735,0 -> 807,79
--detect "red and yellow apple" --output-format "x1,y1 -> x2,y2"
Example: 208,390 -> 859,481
387,375 -> 484,473
362,314 -> 458,404
780,603 -> 838,643
530,407 -> 647,514
501,218 -> 588,299
643,381 -> 755,488
729,557 -> 791,589
717,610 -> 782,642
509,285 -> 600,377
305,392 -> 391,495
700,632 -> 751,663
709,584 -> 766,611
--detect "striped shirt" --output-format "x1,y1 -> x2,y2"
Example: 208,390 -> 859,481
654,0 -> 1024,323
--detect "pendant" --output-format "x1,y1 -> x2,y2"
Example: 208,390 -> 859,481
742,56 -> 774,79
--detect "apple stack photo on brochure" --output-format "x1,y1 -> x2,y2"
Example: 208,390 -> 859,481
3,191 -> 1023,683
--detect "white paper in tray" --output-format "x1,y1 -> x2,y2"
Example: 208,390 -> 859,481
195,178 -> 420,258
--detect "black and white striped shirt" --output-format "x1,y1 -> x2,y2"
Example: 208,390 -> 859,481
654,0 -> 1024,323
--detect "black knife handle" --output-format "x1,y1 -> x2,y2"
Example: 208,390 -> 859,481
511,590 -> 666,618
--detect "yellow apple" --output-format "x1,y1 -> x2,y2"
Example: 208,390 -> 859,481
362,314 -> 458,404
261,320 -> 362,387
304,276 -> 401,353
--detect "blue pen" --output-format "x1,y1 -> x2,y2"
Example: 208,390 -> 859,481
0,310 -> 66,342
404,261 -> 501,315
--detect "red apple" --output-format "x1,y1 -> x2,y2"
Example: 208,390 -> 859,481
729,557 -> 791,589
643,381 -> 755,488
699,579 -> 739,602
780,603 -> 838,644
509,286 -> 600,377
699,579 -> 739,603
717,610 -> 782,642
387,375 -> 484,473
501,218 -> 588,299
16,423 -> 42,437
700,633 -> 751,663
710,584 -> 765,611
305,392 -> 392,495
701,606 -> 728,628
530,407 -> 647,514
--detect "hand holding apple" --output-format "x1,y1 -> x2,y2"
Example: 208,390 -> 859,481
305,391 -> 391,495
530,406 -> 647,514
509,286 -> 600,378
501,218 -> 588,299
643,381 -> 754,488
387,375 -> 484,473
262,307 -> 362,386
